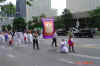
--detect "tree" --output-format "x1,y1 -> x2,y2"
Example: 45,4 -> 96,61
89,7 -> 100,16
61,9 -> 74,30
31,14 -> 46,28
1,2 -> 16,17
26,0 -> 34,6
2,25 -> 7,31
88,7 -> 100,28
27,20 -> 34,30
13,17 -> 26,32
32,16 -> 39,23
0,0 -> 6,2
6,24 -> 12,31
54,16 -> 65,29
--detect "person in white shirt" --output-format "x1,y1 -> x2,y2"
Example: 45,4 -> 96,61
27,32 -> 33,44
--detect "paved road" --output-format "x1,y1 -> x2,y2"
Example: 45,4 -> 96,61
0,36 -> 100,66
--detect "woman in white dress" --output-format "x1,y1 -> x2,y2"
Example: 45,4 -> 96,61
60,39 -> 68,53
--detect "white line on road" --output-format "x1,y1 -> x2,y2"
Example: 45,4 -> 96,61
76,44 -> 100,49
69,53 -> 100,60
1,46 -> 13,50
58,58 -> 75,64
7,54 -> 15,58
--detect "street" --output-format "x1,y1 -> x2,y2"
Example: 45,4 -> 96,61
0,36 -> 100,66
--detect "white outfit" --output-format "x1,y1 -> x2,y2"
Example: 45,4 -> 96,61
60,41 -> 68,53
14,32 -> 24,45
27,33 -> 33,43
0,34 -> 5,43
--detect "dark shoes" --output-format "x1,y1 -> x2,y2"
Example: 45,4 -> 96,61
69,51 -> 76,53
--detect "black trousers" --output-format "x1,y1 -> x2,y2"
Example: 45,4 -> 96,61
33,39 -> 39,49
69,45 -> 75,52
52,38 -> 57,47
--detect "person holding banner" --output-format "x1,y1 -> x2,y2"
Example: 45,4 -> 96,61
33,31 -> 39,50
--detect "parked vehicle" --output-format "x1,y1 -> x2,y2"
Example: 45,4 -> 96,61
73,28 -> 95,38
56,29 -> 67,36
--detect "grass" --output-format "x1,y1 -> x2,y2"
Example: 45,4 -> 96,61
95,31 -> 100,36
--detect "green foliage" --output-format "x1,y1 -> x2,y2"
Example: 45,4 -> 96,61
31,14 -> 46,28
40,13 -> 46,18
13,17 -> 26,32
61,9 -> 74,30
1,2 -> 16,16
27,21 -> 34,30
6,24 -> 12,31
26,1 -> 32,6
32,16 -> 39,23
26,0 -> 34,6
1,24 -> 12,31
2,25 -> 6,31
54,16 -> 65,29
88,7 -> 100,28
91,16 -> 100,28
0,0 -> 6,2
89,7 -> 100,16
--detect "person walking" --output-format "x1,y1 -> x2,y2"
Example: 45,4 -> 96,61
52,32 -> 58,47
68,35 -> 75,53
33,31 -> 39,50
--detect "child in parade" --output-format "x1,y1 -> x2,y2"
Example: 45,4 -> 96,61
60,39 -> 68,53
68,35 -> 75,53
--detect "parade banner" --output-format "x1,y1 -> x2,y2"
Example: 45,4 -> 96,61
42,18 -> 55,39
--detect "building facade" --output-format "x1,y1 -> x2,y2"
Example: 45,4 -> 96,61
66,0 -> 100,13
16,0 -> 26,17
16,0 -> 57,21
26,0 -> 57,21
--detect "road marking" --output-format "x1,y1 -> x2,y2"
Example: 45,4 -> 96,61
1,46 -> 13,50
58,58 -> 75,64
70,53 -> 100,60
77,44 -> 100,49
76,61 -> 94,64
7,54 -> 15,58
59,58 -> 94,65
